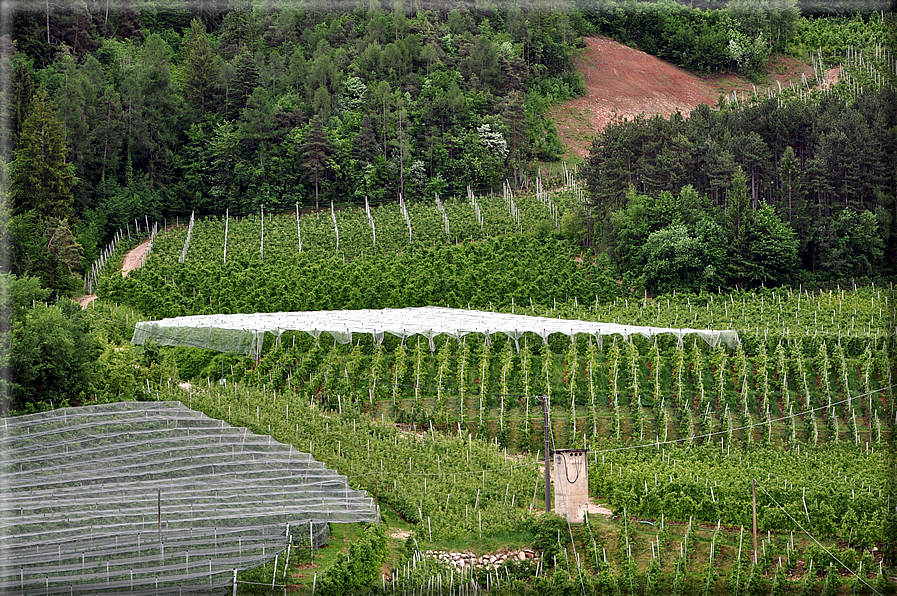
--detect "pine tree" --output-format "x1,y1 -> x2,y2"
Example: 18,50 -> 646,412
300,116 -> 332,211
12,59 -> 35,136
230,46 -> 260,114
727,165 -> 752,282
12,86 -> 76,220
778,146 -> 801,225
354,114 -> 379,166
501,90 -> 528,185
182,18 -> 220,115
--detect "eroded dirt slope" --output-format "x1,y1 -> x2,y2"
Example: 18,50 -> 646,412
552,36 -> 816,158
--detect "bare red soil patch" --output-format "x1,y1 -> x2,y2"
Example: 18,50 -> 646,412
121,238 -> 152,276
552,36 -> 816,158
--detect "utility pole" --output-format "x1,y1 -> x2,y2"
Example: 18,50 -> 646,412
541,396 -> 551,513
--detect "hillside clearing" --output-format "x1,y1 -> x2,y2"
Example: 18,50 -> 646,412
551,36 -> 818,158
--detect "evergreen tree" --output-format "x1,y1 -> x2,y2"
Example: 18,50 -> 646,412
11,86 -> 76,220
230,46 -> 260,114
501,90 -> 528,185
354,113 -> 379,166
133,34 -> 185,188
726,166 -> 751,282
10,81 -> 87,296
181,18 -> 220,115
11,58 -> 35,136
778,146 -> 800,225
300,116 -> 332,210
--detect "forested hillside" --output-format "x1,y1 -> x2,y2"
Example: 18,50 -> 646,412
582,89 -> 896,290
5,0 -> 896,297
6,0 -> 585,294
568,2 -> 897,292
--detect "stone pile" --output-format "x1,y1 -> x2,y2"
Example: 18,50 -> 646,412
424,549 -> 538,570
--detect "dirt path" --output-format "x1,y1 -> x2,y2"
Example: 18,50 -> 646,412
121,239 -> 152,276
78,239 -> 152,309
77,294 -> 98,308
551,36 -> 815,158
588,501 -> 614,516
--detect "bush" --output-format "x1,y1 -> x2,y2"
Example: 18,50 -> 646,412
317,524 -> 388,595
528,514 -> 570,565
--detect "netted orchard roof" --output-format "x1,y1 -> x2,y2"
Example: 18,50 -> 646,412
132,306 -> 740,356
0,401 -> 377,595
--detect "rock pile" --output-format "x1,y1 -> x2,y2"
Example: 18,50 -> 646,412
424,549 -> 538,570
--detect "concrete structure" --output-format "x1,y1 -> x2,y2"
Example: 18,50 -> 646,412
553,449 -> 589,522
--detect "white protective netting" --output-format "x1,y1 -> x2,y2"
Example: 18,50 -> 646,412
0,402 -> 377,595
131,306 -> 740,357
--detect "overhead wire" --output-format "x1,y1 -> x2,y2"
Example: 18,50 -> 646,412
754,479 -> 884,596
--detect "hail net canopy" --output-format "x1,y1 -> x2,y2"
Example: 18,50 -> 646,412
0,402 -> 377,595
132,306 -> 740,356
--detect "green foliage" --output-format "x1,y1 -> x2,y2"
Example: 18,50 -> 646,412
821,563 -> 840,596
11,211 -> 84,296
11,86 -> 76,220
527,514 -> 570,564
726,27 -> 771,75
744,201 -> 799,285
586,88 -> 896,285
790,14 -> 890,62
11,5 -> 586,249
180,19 -> 220,116
317,524 -> 388,595
5,283 -> 99,414
579,0 -> 736,73
818,208 -> 885,281
101,201 -> 620,318
728,0 -> 800,53
641,220 -> 727,294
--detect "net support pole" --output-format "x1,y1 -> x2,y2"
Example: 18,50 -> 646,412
752,479 -> 758,562
542,396 -> 551,513
232,569 -> 238,596
158,489 -> 162,557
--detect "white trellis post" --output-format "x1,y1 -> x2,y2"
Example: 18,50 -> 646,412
223,208 -> 229,264
296,202 -> 302,252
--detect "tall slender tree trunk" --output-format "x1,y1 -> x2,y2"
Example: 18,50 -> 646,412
102,99 -> 112,179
